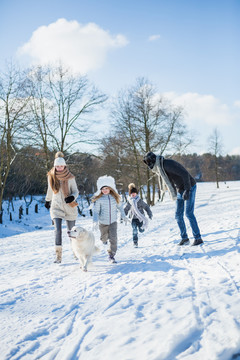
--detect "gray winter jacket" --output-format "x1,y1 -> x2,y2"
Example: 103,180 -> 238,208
124,196 -> 152,220
93,194 -> 126,225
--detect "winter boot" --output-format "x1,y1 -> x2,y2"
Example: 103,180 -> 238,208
133,241 -> 138,248
178,238 -> 189,246
192,238 -> 203,246
54,246 -> 62,263
108,254 -> 117,264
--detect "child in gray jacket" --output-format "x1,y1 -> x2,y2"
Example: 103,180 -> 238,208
92,175 -> 127,263
124,183 -> 152,248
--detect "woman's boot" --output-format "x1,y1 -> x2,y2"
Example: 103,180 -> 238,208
54,246 -> 62,263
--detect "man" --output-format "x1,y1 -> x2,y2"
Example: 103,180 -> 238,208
143,151 -> 203,246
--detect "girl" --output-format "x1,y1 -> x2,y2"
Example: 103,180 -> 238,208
92,175 -> 127,263
124,183 -> 152,248
45,152 -> 79,263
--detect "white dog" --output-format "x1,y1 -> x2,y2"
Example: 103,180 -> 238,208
67,226 -> 99,272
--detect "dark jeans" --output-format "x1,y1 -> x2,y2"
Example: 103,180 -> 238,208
53,218 -> 75,246
131,218 -> 144,244
175,184 -> 201,240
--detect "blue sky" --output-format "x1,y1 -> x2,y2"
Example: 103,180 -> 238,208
0,0 -> 239,155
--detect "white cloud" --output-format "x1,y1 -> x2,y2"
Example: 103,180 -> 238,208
148,34 -> 161,42
162,91 -> 233,126
161,91 -> 240,155
17,18 -> 129,73
234,100 -> 240,108
229,147 -> 240,155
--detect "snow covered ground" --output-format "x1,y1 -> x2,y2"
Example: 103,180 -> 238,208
0,181 -> 240,360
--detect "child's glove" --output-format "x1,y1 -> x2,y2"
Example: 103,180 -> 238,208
92,222 -> 98,232
124,217 -> 130,225
149,215 -> 152,220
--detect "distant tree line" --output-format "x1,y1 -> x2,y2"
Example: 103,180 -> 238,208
4,146 -> 240,199
1,61 -> 239,223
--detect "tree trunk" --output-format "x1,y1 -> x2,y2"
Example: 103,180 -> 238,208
146,168 -> 151,205
151,177 -> 155,205
0,209 -> 3,224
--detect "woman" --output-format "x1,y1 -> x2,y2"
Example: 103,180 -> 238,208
45,152 -> 79,263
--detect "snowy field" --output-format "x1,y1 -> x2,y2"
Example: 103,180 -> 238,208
0,181 -> 240,360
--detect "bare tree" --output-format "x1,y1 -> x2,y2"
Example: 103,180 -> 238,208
110,77 -> 190,205
99,133 -> 136,198
28,66 -> 55,170
0,63 -> 31,223
208,128 -> 223,188
47,64 -> 108,152
27,64 -> 108,169
110,90 -> 144,197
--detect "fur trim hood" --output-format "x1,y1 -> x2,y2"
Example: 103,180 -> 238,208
94,175 -> 118,196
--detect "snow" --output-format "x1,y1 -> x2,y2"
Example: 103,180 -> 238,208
1,182 -> 240,360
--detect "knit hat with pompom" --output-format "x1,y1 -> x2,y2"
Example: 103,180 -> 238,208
54,151 -> 66,167
128,183 -> 138,195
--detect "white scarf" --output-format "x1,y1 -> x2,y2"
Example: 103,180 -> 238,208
129,196 -> 148,229
152,155 -> 177,201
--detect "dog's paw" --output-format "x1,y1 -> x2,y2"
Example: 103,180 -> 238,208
80,265 -> 88,272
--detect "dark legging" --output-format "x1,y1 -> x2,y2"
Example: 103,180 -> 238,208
54,218 -> 75,246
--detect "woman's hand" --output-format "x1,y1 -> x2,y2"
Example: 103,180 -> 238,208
65,195 -> 74,203
45,201 -> 50,209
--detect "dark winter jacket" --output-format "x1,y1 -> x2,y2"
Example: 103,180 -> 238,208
162,158 -> 196,193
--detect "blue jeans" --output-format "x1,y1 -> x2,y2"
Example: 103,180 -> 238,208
54,218 -> 75,246
132,218 -> 144,243
175,185 -> 201,240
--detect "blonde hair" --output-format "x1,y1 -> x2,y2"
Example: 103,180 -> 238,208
47,168 -> 60,193
92,187 -> 121,204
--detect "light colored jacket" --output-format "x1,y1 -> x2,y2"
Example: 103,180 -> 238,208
45,177 -> 79,221
93,194 -> 126,225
